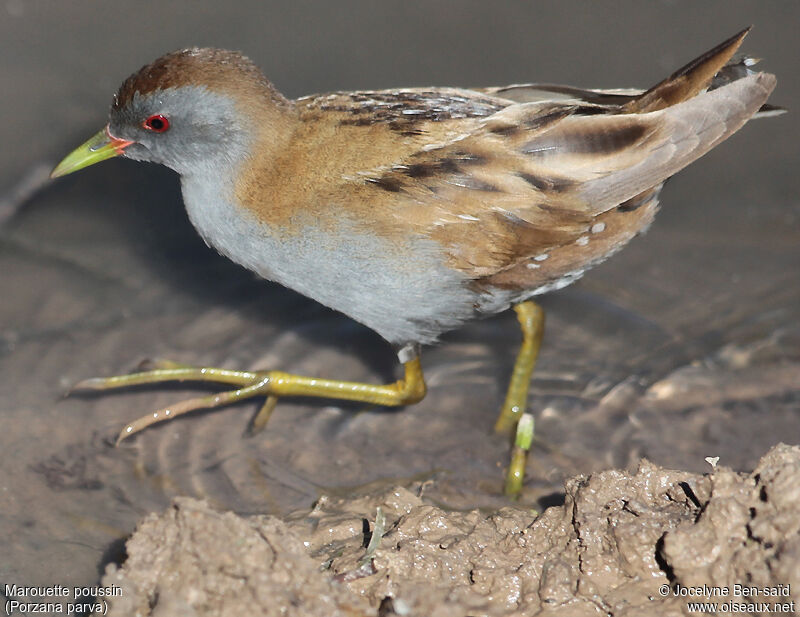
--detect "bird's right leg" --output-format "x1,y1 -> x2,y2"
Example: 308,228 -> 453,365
493,301 -> 545,496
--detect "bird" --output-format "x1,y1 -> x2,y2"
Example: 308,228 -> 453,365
51,28 -> 778,495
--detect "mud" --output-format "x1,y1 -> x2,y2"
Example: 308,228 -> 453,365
96,444 -> 799,616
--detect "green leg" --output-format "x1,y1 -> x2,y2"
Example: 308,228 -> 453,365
493,301 -> 545,497
504,413 -> 535,496
73,353 -> 426,444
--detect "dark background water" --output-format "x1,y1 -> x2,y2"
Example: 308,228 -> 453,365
1,1 -> 797,609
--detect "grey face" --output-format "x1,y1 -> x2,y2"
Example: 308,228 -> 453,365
108,86 -> 252,176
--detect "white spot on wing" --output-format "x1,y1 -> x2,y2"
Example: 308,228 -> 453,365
576,236 -> 589,246
534,253 -> 549,261
591,222 -> 606,234
529,269 -> 586,295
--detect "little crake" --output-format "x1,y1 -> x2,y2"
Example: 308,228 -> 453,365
52,30 -> 778,495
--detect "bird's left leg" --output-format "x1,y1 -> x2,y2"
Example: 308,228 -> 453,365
493,301 -> 545,496
72,346 -> 426,444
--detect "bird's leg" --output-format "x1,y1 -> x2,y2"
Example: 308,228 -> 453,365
494,301 -> 545,496
494,301 -> 545,433
504,413 -> 535,497
72,346 -> 426,444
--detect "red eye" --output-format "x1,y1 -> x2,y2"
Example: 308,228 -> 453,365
143,114 -> 170,132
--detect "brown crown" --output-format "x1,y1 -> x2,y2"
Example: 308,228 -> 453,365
113,47 -> 287,110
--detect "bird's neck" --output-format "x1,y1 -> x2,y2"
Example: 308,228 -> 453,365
177,94 -> 299,186
246,96 -> 300,168
178,96 -> 300,259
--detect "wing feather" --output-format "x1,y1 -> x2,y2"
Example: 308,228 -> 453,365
356,73 -> 774,277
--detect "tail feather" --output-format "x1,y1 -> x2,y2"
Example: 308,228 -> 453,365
578,72 -> 777,213
625,27 -> 751,113
486,28 -> 783,117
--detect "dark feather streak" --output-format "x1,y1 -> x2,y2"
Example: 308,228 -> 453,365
367,153 -> 499,193
447,175 -> 501,192
516,171 -> 574,193
365,176 -> 402,192
617,191 -> 651,212
522,122 -> 649,156
522,106 -> 577,130
488,124 -> 520,137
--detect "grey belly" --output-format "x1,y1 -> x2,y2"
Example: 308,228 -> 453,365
181,179 -> 479,345
244,221 -> 479,345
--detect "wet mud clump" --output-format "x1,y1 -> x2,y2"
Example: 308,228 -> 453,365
97,444 -> 799,616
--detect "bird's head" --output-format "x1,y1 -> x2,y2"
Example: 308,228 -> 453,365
52,48 -> 292,178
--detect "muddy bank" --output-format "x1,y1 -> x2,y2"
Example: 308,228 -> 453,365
95,443 -> 799,616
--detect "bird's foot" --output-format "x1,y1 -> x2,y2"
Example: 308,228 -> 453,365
73,360 -> 276,443
72,355 -> 426,445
